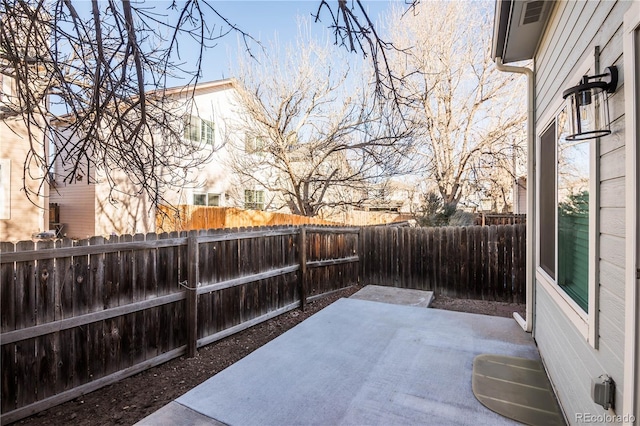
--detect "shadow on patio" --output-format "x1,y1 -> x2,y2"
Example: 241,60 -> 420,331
139,286 -> 562,425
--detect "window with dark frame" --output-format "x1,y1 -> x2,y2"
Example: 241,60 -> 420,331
539,108 -> 591,312
539,121 -> 556,279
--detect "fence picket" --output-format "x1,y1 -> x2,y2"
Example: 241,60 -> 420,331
1,223 -> 525,424
1,242 -> 16,332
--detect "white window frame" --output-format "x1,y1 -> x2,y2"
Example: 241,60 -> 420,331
193,192 -> 222,206
193,193 -> 207,206
184,115 -> 215,146
244,189 -> 265,210
245,133 -> 265,154
536,54 -> 599,347
207,193 -> 221,206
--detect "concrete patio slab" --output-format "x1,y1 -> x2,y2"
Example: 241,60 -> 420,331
349,284 -> 434,308
139,401 -> 225,425
138,295 -> 539,426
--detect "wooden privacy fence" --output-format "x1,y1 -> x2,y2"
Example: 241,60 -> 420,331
475,213 -> 527,226
360,224 -> 526,303
156,205 -> 338,232
1,223 -> 526,423
0,226 -> 359,424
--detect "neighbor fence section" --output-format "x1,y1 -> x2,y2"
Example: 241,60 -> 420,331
156,205 -> 338,232
475,213 -> 527,226
360,224 -> 526,303
0,226 -> 359,424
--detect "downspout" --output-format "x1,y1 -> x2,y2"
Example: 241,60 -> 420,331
495,57 -> 534,333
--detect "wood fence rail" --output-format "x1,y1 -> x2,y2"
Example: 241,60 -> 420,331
474,213 -> 527,226
1,223 -> 525,423
359,224 -> 526,303
0,225 -> 358,424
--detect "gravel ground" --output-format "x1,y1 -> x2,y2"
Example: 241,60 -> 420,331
14,286 -> 525,426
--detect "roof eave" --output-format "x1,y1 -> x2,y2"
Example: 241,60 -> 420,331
491,0 -> 554,64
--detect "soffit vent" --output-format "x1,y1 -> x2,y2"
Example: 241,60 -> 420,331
521,1 -> 545,25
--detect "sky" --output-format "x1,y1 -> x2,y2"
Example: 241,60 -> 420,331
155,1 -> 401,84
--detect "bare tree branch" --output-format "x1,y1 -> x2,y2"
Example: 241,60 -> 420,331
225,36 -> 414,217
386,1 -> 526,210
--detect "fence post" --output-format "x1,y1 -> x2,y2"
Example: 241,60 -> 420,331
298,226 -> 307,311
358,227 -> 364,285
186,231 -> 199,358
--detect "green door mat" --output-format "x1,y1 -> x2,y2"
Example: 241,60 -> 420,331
472,354 -> 566,425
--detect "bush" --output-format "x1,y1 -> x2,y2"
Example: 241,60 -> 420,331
414,192 -> 472,227
448,210 -> 475,226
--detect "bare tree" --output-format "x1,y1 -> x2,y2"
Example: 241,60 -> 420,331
1,0 -> 412,208
386,1 -> 526,209
225,35 -> 413,217
313,0 -> 418,108
0,0 -> 261,206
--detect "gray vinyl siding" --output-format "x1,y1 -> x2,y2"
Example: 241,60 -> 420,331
533,1 -> 632,423
536,286 -> 617,419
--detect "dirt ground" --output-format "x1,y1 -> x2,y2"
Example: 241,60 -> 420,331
15,287 -> 525,426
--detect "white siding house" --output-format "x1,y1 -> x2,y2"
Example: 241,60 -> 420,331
50,79 -> 246,238
493,1 -> 639,424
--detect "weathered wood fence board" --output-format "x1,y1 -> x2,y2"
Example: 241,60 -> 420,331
0,225 -> 359,424
474,213 -> 527,226
1,223 -> 526,423
359,224 -> 526,303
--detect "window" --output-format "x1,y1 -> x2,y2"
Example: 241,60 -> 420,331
539,122 -> 556,278
193,193 -> 221,206
207,193 -> 220,206
244,189 -> 264,210
193,193 -> 207,206
538,106 -> 591,312
245,133 -> 265,154
557,109 -> 590,311
184,115 -> 214,145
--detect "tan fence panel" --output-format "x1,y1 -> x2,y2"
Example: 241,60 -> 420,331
156,206 -> 339,232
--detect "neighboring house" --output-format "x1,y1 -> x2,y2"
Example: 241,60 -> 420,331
50,79 -> 243,238
513,176 -> 527,215
363,179 -> 419,213
493,0 -> 638,423
0,74 -> 49,242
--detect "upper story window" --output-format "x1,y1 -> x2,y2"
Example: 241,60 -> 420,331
184,115 -> 214,146
245,133 -> 265,154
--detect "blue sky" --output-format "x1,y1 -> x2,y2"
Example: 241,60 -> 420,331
164,1 -> 400,82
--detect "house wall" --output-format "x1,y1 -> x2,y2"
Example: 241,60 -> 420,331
94,177 -> 154,237
513,177 -> 527,215
0,117 -> 47,242
50,175 -> 96,239
533,1 -> 631,423
161,83 -> 242,210
50,81 -> 241,238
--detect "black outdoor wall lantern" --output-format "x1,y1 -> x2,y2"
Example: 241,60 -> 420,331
562,65 -> 618,141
